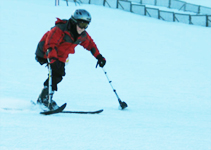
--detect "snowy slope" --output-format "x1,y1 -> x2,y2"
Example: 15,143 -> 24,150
183,0 -> 211,7
0,0 -> 211,150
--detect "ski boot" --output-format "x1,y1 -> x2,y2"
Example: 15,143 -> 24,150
37,86 -> 59,110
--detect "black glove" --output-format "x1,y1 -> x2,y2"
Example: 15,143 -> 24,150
96,54 -> 106,68
35,56 -> 47,65
50,59 -> 65,76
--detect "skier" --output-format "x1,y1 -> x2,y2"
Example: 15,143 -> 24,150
35,9 -> 106,110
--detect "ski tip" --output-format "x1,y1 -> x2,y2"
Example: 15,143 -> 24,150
98,109 -> 104,113
62,103 -> 67,107
92,109 -> 104,113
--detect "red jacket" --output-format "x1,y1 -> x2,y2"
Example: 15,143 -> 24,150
35,18 -> 100,63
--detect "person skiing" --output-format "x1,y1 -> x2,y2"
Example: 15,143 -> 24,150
35,9 -> 106,110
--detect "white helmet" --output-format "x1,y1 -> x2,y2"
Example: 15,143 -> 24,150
71,9 -> 91,23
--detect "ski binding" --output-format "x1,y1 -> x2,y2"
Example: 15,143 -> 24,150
40,103 -> 67,115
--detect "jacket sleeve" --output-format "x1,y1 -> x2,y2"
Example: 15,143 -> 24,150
45,27 -> 64,60
80,32 -> 100,58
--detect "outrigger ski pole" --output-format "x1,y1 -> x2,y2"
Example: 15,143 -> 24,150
47,58 -> 53,109
102,68 -> 128,109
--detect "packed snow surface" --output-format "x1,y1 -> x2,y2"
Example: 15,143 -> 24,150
183,0 -> 211,7
0,0 -> 211,150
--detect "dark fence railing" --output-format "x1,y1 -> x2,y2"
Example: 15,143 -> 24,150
63,0 -> 211,27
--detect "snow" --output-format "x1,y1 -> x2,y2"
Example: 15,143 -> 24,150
0,0 -> 211,149
182,0 -> 211,7
144,4 -> 196,15
131,0 -> 211,8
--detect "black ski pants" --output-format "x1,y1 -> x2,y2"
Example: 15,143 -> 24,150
36,56 -> 65,91
44,62 -> 65,91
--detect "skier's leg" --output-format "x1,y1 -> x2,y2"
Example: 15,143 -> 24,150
43,71 -> 64,91
37,60 -> 65,109
41,63 -> 65,109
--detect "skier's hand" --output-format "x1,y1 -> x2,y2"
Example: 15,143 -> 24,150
96,54 -> 106,68
35,56 -> 47,65
46,48 -> 58,63
50,59 -> 65,76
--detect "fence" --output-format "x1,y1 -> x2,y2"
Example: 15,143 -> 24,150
63,0 -> 211,27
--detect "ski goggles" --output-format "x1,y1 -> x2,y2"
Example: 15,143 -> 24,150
77,21 -> 89,29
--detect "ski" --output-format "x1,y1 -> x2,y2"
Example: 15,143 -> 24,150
31,101 -> 103,115
61,109 -> 103,114
40,103 -> 67,115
